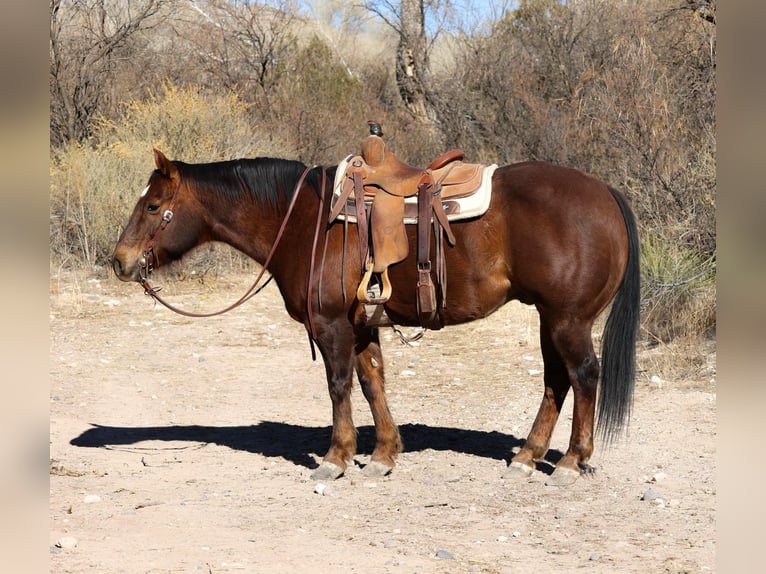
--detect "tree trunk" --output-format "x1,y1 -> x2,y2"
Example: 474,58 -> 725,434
396,0 -> 431,123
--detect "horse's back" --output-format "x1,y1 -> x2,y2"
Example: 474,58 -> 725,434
380,161 -> 630,326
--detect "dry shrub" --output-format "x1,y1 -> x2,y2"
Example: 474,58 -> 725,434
50,141 -> 149,268
97,83 -> 287,161
50,84 -> 286,270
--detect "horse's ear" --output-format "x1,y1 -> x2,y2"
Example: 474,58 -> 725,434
153,148 -> 178,179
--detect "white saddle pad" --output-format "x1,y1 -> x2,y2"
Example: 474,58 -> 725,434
331,155 -> 498,224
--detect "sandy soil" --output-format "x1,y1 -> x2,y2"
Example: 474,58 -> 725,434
49,270 -> 716,573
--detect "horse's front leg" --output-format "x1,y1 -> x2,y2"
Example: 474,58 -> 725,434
310,321 -> 358,481
354,326 -> 402,477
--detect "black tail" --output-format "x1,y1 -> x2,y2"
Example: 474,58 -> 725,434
597,187 -> 641,444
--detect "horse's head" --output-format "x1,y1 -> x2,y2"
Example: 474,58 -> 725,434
112,149 -> 205,282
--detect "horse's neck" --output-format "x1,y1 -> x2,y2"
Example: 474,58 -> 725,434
202,176 -> 312,267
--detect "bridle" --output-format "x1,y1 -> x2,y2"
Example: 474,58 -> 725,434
138,179 -> 180,286
137,165 -> 323,331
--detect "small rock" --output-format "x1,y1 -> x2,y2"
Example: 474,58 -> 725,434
400,369 -> 416,377
56,536 -> 78,549
435,550 -> 454,559
589,553 -> 601,561
314,483 -> 333,496
83,494 -> 101,504
651,472 -> 668,483
512,531 -> 521,537
497,535 -> 508,542
641,488 -> 662,501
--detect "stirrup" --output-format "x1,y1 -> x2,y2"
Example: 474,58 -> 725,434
357,262 -> 392,305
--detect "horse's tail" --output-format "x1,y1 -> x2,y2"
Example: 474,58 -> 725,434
597,187 -> 641,444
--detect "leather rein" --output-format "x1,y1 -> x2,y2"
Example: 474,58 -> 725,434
138,165 -> 324,340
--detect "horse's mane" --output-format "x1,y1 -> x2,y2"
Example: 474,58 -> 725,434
173,158 -> 318,208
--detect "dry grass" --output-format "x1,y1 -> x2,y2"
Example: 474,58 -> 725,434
49,84 -> 289,270
636,337 -> 716,390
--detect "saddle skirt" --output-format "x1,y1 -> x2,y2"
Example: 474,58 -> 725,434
331,155 -> 498,224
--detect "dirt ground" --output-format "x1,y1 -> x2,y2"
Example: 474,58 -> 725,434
49,270 -> 716,573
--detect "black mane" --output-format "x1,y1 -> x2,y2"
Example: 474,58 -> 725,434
173,157 -> 318,208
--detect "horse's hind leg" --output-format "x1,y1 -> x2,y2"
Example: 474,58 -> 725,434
354,327 -> 402,477
508,316 -> 599,486
506,318 -> 570,479
546,322 -> 599,486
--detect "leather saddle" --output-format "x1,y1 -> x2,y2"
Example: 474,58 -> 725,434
329,126 -> 488,328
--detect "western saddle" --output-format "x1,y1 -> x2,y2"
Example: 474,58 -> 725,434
330,122 -> 488,329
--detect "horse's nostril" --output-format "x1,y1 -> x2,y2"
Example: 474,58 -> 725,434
112,256 -> 124,276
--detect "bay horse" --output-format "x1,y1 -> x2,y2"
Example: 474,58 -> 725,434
112,148 -> 640,486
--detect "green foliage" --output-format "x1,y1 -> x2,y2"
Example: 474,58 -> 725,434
640,234 -> 716,343
268,35 -> 370,164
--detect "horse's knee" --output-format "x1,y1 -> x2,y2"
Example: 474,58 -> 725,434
327,369 -> 353,401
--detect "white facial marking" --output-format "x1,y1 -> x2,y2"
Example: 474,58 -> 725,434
140,185 -> 150,198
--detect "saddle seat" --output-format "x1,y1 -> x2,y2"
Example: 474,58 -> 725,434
360,135 -> 468,198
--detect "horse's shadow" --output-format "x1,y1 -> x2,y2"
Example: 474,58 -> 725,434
70,421 -> 564,475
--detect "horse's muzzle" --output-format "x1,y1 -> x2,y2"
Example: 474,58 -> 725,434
111,252 -> 143,282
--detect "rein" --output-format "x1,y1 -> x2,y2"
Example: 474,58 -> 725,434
139,165 -> 319,326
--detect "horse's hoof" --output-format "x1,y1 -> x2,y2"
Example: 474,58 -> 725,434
503,461 -> 535,479
545,465 -> 580,486
363,460 -> 393,478
310,461 -> 345,481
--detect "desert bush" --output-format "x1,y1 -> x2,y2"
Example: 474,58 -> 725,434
50,141 -> 147,268
50,84 -> 285,269
640,232 -> 716,343
96,83 -> 287,161
264,35 -> 381,165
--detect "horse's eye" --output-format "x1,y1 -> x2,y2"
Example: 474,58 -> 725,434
147,204 -> 160,213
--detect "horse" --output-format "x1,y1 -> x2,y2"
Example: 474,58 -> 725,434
111,148 -> 640,486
